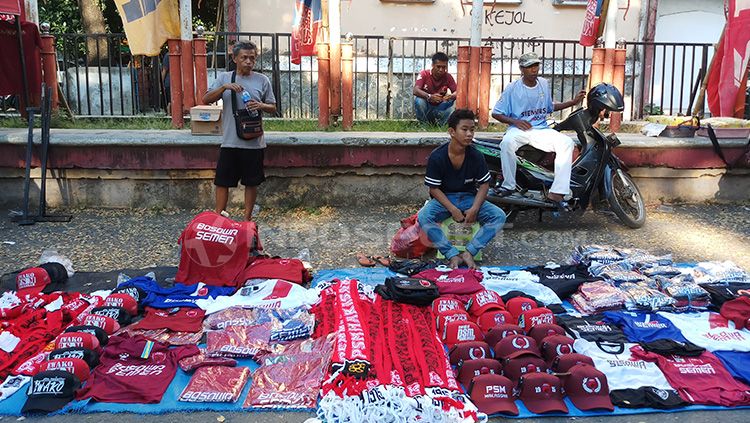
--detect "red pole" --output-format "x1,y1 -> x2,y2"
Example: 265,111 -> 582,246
467,46 -> 480,114
603,48 -> 615,85
456,46 -> 470,110
478,46 -> 492,128
193,36 -> 208,106
589,47 -> 605,89
341,42 -> 353,130
610,46 -> 627,131
329,42 -> 341,117
181,39 -> 196,113
168,39 -> 184,128
40,31 -> 59,111
317,43 -> 331,129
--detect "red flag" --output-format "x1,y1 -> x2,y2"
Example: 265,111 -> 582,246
291,0 -> 322,65
707,0 -> 750,117
579,0 -> 603,47
0,0 -> 21,15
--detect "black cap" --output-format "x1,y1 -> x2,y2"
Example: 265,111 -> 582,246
48,348 -> 100,370
112,285 -> 147,305
65,325 -> 109,346
22,370 -> 81,414
91,306 -> 132,327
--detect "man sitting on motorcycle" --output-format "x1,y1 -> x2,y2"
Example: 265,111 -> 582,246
491,51 -> 586,209
418,109 -> 506,269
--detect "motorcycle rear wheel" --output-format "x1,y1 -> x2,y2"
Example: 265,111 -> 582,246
607,168 -> 646,228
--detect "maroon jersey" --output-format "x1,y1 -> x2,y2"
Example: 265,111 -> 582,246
415,69 -> 457,96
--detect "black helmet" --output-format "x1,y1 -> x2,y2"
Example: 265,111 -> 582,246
587,83 -> 624,114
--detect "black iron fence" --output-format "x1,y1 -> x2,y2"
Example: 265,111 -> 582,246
47,32 -> 715,121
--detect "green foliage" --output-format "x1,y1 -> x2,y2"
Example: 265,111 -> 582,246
643,103 -> 664,116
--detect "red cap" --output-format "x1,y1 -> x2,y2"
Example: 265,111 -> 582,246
448,341 -> 491,366
494,334 -> 541,360
518,307 -> 555,331
477,310 -> 514,333
468,374 -> 519,416
436,309 -> 470,334
540,335 -> 575,363
550,353 -> 595,373
79,313 -> 120,335
721,297 -> 750,330
506,297 -> 537,321
432,297 -> 465,315
564,363 -> 614,411
457,358 -> 502,388
485,324 -> 524,351
55,332 -> 100,351
38,358 -> 91,382
467,290 -> 505,317
528,324 -> 566,345
442,321 -> 482,347
502,355 -> 548,383
518,373 -> 568,414
16,268 -> 51,296
104,294 -> 138,316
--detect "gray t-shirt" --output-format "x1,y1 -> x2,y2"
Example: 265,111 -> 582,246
209,71 -> 276,149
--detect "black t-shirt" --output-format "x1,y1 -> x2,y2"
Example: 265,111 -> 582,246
638,339 -> 705,357
557,314 -> 629,343
424,143 -> 491,194
699,282 -> 750,309
525,264 -> 598,299
610,387 -> 688,409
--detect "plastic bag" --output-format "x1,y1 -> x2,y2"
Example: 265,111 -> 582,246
38,249 -> 75,277
389,213 -> 434,259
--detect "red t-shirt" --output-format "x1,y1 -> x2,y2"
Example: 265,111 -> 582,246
415,69 -> 457,96
631,345 -> 750,406
413,268 -> 484,296
129,307 -> 205,333
236,256 -> 310,285
0,20 -> 42,97
76,335 -> 199,403
176,211 -> 262,287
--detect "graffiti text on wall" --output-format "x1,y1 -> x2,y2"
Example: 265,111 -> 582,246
485,10 -> 534,26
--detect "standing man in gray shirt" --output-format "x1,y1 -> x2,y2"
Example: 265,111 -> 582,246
203,41 -> 277,221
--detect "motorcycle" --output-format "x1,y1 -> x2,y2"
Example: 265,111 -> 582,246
473,83 -> 646,229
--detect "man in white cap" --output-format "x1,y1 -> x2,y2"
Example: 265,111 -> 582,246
491,52 -> 586,209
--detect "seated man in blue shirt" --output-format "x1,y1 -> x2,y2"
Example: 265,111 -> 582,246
418,109 -> 506,269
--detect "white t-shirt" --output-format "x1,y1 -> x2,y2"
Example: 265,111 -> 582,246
196,279 -> 319,314
480,267 -> 562,305
573,339 -> 673,391
659,312 -> 750,352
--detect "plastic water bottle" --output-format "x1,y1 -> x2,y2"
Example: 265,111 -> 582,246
241,90 -> 259,117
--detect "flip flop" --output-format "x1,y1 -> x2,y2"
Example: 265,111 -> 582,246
356,253 -> 376,267
372,256 -> 391,267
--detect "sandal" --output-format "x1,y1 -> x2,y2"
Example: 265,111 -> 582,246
372,255 -> 391,267
356,253 -> 376,267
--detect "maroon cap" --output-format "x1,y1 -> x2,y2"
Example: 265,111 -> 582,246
468,374 -> 519,416
550,353 -> 595,373
540,335 -> 575,363
467,290 -> 505,317
721,297 -> 750,330
528,324 -> 566,345
564,364 -> 614,411
16,267 -> 51,296
502,355 -> 547,383
506,297 -> 537,321
442,321 -> 482,347
448,341 -> 491,366
485,324 -> 524,350
457,358 -> 502,388
432,297 -> 464,315
494,334 -> 541,360
104,294 -> 138,316
436,309 -> 470,334
518,307 -> 555,331
55,332 -> 100,351
38,358 -> 90,382
477,310 -> 514,333
518,373 -> 568,414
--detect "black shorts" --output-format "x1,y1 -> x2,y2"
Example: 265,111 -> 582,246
214,147 -> 266,187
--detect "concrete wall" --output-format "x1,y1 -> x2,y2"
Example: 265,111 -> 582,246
242,0 -> 642,42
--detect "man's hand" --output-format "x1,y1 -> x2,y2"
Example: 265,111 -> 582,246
450,208 -> 465,223
224,83 -> 244,93
515,119 -> 532,131
443,93 -> 457,102
427,94 -> 442,105
464,207 -> 479,224
573,89 -> 586,104
245,100 -> 262,111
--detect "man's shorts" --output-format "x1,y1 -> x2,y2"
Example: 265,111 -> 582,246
214,147 -> 266,188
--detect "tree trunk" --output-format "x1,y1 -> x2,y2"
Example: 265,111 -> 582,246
78,0 -> 109,65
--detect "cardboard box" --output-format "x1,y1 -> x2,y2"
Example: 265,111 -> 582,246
190,105 -> 223,135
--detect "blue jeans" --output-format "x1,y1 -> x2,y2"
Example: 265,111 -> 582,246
414,97 -> 455,126
417,193 -> 506,260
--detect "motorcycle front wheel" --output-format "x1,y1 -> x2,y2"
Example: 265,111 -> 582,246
606,168 -> 646,228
